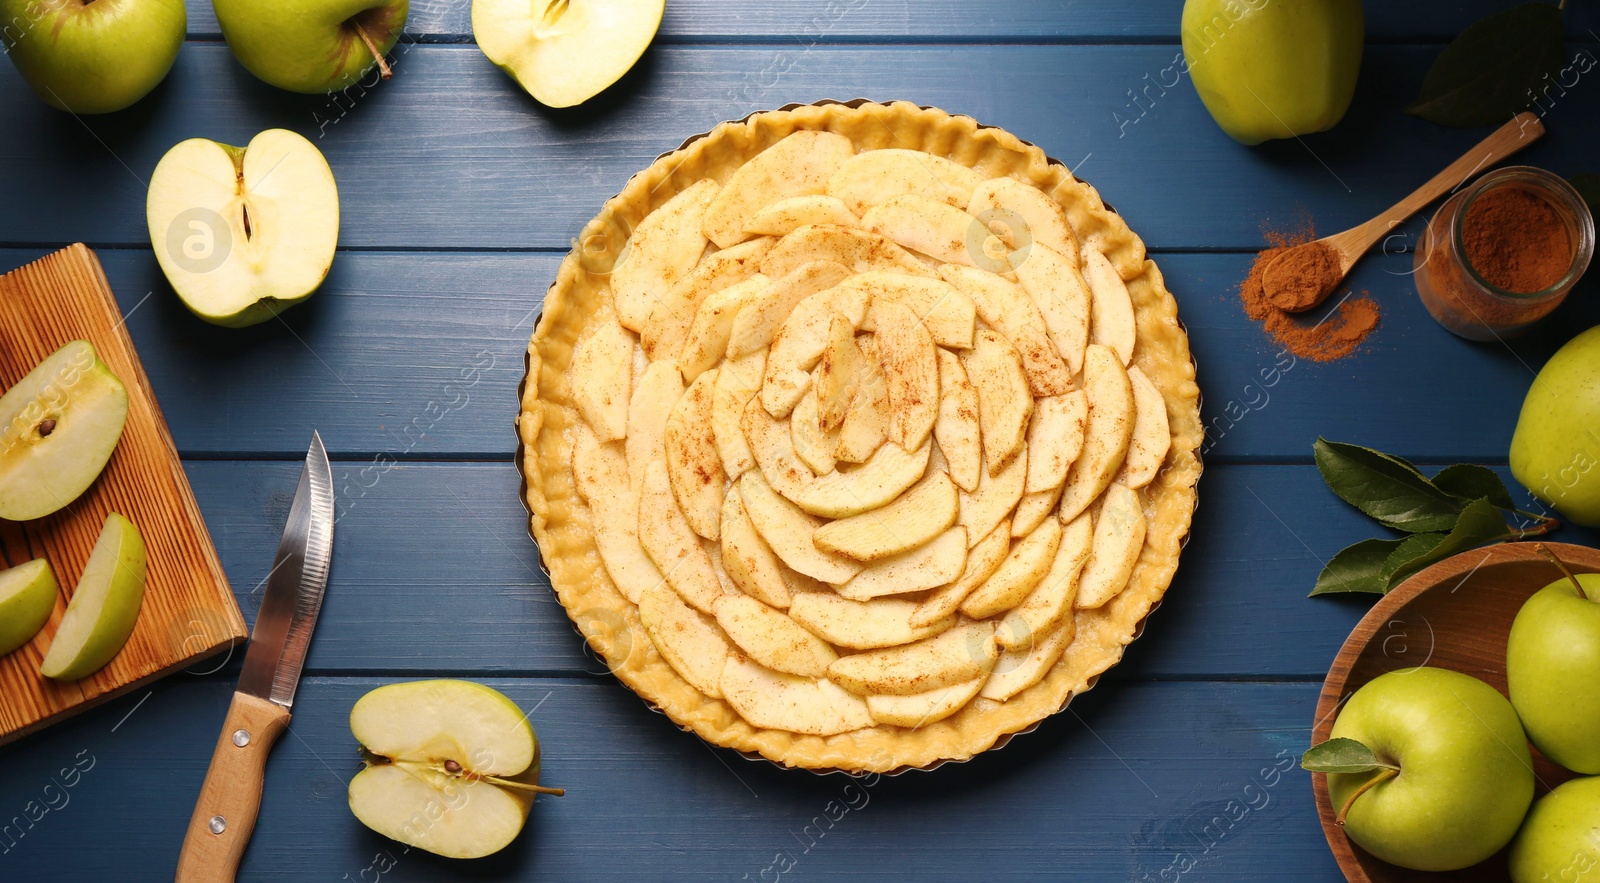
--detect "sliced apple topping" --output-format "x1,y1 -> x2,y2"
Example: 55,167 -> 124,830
702,131 -> 856,248
835,337 -> 891,464
827,148 -> 988,216
837,526 -> 967,602
962,331 -> 1032,475
1121,366 -> 1172,490
572,426 -> 662,605
625,360 -> 686,494
678,274 -> 769,382
790,387 -> 840,476
1076,483 -> 1146,610
957,444 -> 1027,548
960,517 -> 1062,620
637,460 -> 724,614
663,369 -> 724,540
933,349 -> 983,493
813,471 -> 959,561
719,487 -> 795,609
788,594 -> 952,651
940,265 -> 1071,396
967,176 -> 1078,261
720,657 -> 873,737
866,675 -> 987,729
827,622 -> 998,696
863,194 -> 981,267
569,318 -> 634,442
711,350 -> 764,479
845,271 -> 975,349
793,438 -> 931,519
738,472 -> 861,584
1058,346 -> 1134,522
726,260 -> 852,359
714,594 -> 838,678
761,224 -> 934,279
642,236 -> 772,362
867,299 -> 939,451
1083,246 -> 1137,366
640,584 -> 731,699
815,313 -> 863,434
1026,392 -> 1088,496
610,178 -> 719,331
1011,243 -> 1091,376
996,511 -> 1092,651
745,194 -> 859,236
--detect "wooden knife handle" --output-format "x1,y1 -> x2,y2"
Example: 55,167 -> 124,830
175,692 -> 292,883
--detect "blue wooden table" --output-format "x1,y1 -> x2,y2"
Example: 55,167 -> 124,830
4,2 -> 1600,879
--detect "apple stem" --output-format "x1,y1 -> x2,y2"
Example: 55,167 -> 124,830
482,776 -> 566,797
1335,767 -> 1397,827
1536,542 -> 1592,601
354,24 -> 394,80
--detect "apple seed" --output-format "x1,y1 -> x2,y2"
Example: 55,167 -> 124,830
37,418 -> 57,437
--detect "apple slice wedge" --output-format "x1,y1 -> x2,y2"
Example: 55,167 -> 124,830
147,129 -> 339,327
0,559 -> 58,658
0,340 -> 129,521
348,680 -> 562,860
473,0 -> 665,108
40,513 -> 147,681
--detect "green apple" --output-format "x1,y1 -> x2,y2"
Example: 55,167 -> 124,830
1512,325 -> 1600,527
348,679 -> 564,859
1510,776 -> 1600,883
1326,667 -> 1533,871
0,560 -> 58,657
213,0 -> 408,94
1180,0 -> 1363,145
1507,569 -> 1600,774
146,129 -> 340,328
40,512 -> 147,681
0,340 -> 129,521
473,0 -> 664,108
0,0 -> 184,114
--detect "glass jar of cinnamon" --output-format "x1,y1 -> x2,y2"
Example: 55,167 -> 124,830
1414,166 -> 1594,340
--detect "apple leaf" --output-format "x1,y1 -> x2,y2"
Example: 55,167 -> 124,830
1379,532 -> 1449,587
1311,538 -> 1409,596
1571,174 -> 1600,217
1430,463 -> 1516,510
1314,438 -> 1465,533
1406,2 -> 1566,128
1301,738 -> 1399,774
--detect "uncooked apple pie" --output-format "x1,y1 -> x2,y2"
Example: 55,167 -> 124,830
519,101 -> 1201,772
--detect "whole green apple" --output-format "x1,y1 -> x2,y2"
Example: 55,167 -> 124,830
212,0 -> 407,94
1327,667 -> 1533,871
1507,572 -> 1600,774
1180,0 -> 1363,145
1512,325 -> 1600,527
1510,776 -> 1600,883
0,0 -> 184,114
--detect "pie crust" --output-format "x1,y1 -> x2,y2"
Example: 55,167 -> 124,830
519,100 -> 1202,772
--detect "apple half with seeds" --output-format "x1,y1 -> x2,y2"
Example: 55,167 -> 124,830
0,340 -> 129,522
146,128 -> 340,328
472,0 -> 665,108
348,679 -> 564,859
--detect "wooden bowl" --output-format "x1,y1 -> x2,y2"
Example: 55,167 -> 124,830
1311,541 -> 1600,882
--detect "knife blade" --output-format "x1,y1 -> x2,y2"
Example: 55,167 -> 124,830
176,432 -> 334,883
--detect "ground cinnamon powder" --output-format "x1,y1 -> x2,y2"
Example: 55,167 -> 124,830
1265,240 -> 1341,311
1462,188 -> 1571,293
1240,227 -> 1379,362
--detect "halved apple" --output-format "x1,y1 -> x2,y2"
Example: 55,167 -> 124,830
147,129 -> 339,328
40,513 -> 147,681
473,0 -> 665,108
0,340 -> 129,521
348,679 -> 563,860
0,560 -> 58,657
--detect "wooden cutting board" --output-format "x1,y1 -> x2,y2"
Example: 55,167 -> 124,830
0,244 -> 247,746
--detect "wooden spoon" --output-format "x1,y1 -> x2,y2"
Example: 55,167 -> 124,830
1264,111 -> 1546,313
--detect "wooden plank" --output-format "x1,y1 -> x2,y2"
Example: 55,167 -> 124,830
1,45 -> 1596,252
0,676 -> 1341,881
178,460 -> 1600,679
176,0 -> 1600,40
1,248 -> 1589,463
0,246 -> 247,746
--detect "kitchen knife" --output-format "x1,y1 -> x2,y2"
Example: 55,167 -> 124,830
175,432 -> 334,882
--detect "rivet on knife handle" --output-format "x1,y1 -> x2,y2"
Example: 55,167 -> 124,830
174,692 -> 292,882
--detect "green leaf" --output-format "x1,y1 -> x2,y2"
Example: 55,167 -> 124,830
1407,2 -> 1566,127
1382,499 -> 1514,591
1430,463 -> 1516,510
1311,538 -> 1408,596
1313,439 -> 1464,533
1301,738 -> 1399,774
1571,174 -> 1600,217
